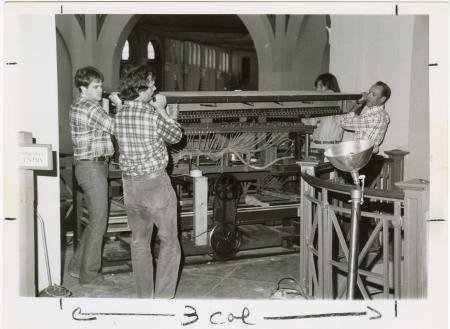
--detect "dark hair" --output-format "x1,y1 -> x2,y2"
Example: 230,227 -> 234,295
119,65 -> 155,101
120,62 -> 134,79
74,66 -> 104,91
374,81 -> 391,103
314,73 -> 341,92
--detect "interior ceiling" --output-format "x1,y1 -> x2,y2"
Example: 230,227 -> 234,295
134,15 -> 255,51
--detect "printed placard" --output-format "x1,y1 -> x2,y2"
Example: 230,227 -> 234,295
18,143 -> 53,170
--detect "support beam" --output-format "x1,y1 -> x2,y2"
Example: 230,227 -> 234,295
193,176 -> 208,246
396,179 -> 429,298
19,131 -> 37,296
297,160 -> 318,293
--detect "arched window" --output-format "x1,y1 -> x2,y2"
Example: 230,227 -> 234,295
147,41 -> 155,60
122,40 -> 129,61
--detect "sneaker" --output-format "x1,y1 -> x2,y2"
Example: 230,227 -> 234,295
80,276 -> 115,287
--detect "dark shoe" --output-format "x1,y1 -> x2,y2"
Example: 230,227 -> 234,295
80,276 -> 115,287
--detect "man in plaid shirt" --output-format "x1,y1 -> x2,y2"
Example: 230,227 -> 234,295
114,66 -> 183,298
339,81 -> 391,154
338,81 -> 391,251
68,66 -> 121,287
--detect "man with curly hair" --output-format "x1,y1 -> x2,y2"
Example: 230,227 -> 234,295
114,65 -> 183,298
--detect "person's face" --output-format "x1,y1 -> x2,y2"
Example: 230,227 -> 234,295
147,75 -> 157,95
315,80 -> 328,92
138,76 -> 157,102
366,85 -> 386,107
81,79 -> 103,102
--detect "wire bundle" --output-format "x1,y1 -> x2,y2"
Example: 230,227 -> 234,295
260,175 -> 288,190
171,132 -> 293,169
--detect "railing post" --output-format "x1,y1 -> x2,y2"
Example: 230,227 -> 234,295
392,201 -> 402,299
395,179 -> 429,298
385,149 -> 409,192
297,160 -> 318,294
322,188 -> 333,298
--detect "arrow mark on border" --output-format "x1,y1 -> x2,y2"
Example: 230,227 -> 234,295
264,306 -> 381,321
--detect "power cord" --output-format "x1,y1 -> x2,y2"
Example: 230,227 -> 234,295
270,276 -> 312,300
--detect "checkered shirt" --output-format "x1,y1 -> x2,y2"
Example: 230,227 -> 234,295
70,96 -> 115,160
339,105 -> 390,153
114,100 -> 183,176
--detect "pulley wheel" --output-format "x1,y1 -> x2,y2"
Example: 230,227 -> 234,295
209,223 -> 242,260
214,174 -> 241,201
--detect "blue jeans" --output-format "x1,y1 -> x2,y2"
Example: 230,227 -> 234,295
123,171 -> 181,298
69,161 -> 109,283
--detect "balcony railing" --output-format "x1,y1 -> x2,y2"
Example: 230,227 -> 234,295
298,160 -> 429,299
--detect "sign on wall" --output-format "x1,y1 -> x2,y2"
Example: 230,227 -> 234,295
18,143 -> 53,170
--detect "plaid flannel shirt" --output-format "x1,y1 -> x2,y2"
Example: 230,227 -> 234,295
339,104 -> 390,153
70,96 -> 115,160
114,100 -> 183,176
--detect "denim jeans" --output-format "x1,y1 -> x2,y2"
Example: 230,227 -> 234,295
123,171 -> 181,298
69,161 -> 109,283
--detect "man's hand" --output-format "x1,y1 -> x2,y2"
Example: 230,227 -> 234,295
357,92 -> 368,105
166,104 -> 179,120
151,94 -> 174,121
347,92 -> 368,114
150,94 -> 167,110
109,92 -> 122,110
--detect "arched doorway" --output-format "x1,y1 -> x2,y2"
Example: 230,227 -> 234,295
110,14 -> 259,91
106,14 -> 329,91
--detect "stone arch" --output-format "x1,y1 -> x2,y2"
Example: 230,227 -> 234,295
99,14 -> 328,91
96,15 -> 143,90
293,15 -> 329,90
56,28 -> 74,154
55,15 -> 86,64
55,16 -> 90,97
100,14 -> 275,90
237,15 -> 274,89
239,14 -> 327,90
237,14 -> 274,65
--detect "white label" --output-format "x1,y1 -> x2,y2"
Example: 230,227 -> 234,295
18,144 -> 53,170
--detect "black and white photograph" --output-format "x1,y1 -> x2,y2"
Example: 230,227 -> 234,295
2,1 -> 448,329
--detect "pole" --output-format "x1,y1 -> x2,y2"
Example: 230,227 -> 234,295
347,187 -> 362,299
305,134 -> 310,159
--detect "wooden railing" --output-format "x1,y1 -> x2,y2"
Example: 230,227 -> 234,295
298,160 -> 429,299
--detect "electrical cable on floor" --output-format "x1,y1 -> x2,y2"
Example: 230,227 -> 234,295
189,228 -> 212,239
270,276 -> 312,300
